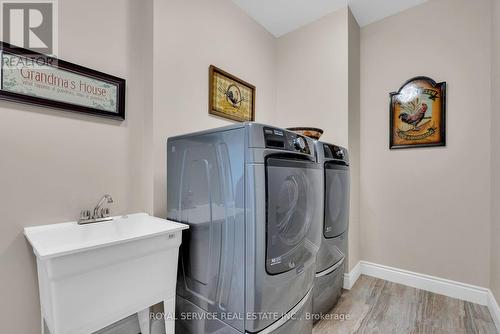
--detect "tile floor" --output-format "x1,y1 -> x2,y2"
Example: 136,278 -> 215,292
313,275 -> 497,334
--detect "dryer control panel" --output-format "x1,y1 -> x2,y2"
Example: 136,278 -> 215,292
263,127 -> 311,155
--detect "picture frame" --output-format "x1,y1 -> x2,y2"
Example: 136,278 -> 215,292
389,76 -> 446,149
0,42 -> 126,120
209,65 -> 255,122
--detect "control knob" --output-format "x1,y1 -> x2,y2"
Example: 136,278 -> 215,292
293,137 -> 306,151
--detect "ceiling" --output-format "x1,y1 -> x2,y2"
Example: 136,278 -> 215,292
231,0 -> 428,37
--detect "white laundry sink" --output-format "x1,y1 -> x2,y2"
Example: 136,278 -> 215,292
24,213 -> 188,334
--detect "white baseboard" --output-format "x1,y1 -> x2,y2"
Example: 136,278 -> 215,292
361,261 -> 490,305
343,261 -> 361,290
343,260 -> 494,306
343,260 -> 500,332
488,289 -> 500,332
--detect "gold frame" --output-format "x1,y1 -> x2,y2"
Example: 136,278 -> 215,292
209,65 -> 255,122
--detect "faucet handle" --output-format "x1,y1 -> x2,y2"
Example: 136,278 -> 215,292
80,210 -> 91,221
100,207 -> 110,218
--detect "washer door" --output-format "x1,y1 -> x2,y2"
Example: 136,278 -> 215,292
324,162 -> 350,238
266,156 -> 320,275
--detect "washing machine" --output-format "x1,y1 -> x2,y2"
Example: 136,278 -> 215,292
167,123 -> 322,334
312,141 -> 350,318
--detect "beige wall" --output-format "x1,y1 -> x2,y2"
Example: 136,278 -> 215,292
152,0 -> 277,217
275,8 -> 349,147
491,0 -> 500,300
360,0 -> 492,287
274,7 -> 361,270
0,0 -> 153,333
151,0 -> 360,272
347,8 -> 361,271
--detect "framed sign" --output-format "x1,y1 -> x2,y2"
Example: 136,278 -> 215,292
0,42 -> 125,120
209,65 -> 255,122
390,76 -> 446,149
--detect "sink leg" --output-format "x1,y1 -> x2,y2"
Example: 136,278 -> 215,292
163,299 -> 175,334
41,310 -> 48,334
138,307 -> 151,334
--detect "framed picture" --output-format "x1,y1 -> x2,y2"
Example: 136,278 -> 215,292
390,76 -> 446,149
209,65 -> 255,122
0,42 -> 126,120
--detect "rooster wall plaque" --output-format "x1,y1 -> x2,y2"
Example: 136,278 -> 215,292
390,76 -> 446,149
209,65 -> 255,122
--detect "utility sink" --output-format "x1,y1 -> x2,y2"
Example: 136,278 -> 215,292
24,213 -> 188,334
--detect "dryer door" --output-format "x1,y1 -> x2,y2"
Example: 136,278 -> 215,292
324,162 -> 350,238
265,156 -> 321,275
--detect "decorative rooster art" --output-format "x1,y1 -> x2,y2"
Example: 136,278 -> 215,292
209,65 -> 255,122
398,98 -> 428,131
389,76 -> 446,149
218,83 -> 248,109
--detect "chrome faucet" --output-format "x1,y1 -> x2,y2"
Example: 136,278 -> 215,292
93,194 -> 113,218
78,194 -> 114,225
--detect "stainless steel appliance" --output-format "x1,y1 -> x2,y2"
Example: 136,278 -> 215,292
167,123 -> 322,334
312,141 -> 350,318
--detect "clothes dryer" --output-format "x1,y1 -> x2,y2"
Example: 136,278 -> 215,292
167,123 -> 322,334
312,141 -> 350,318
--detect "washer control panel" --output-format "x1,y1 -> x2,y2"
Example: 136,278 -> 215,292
263,127 -> 311,154
323,143 -> 348,163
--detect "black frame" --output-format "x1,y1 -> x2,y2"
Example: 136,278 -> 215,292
389,76 -> 446,149
0,42 -> 126,120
